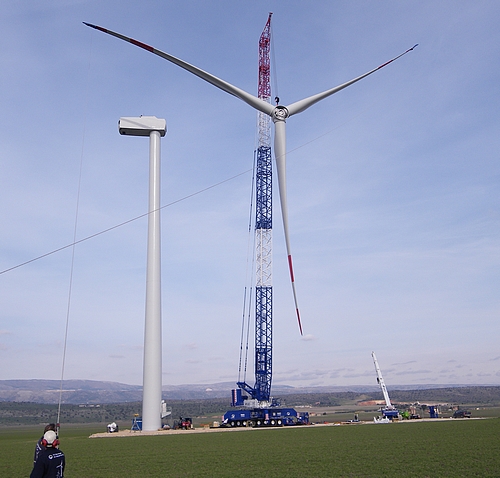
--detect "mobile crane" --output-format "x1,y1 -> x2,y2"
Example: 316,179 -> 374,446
372,351 -> 399,420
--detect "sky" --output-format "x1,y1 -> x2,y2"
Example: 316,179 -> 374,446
1,0 -> 499,391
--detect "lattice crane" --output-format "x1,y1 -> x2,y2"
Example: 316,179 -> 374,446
234,13 -> 274,405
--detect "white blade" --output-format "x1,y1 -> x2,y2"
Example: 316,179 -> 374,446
83,23 -> 274,117
286,44 -> 418,117
274,120 -> 303,335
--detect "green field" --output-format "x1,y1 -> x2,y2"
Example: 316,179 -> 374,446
3,418 -> 499,477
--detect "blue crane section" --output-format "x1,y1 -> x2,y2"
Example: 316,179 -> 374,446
234,144 -> 273,404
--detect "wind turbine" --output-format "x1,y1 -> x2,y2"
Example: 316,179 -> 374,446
84,22 -> 417,334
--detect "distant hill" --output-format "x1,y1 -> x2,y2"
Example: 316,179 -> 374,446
1,381 -> 500,427
1,379 -> 499,404
0,380 -> 142,404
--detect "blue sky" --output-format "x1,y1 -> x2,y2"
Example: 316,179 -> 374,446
1,0 -> 499,389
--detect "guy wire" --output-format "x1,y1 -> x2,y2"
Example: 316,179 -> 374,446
56,33 -> 93,430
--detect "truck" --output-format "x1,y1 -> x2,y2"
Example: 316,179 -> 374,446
452,409 -> 471,418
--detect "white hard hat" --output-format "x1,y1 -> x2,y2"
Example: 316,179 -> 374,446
43,430 -> 57,445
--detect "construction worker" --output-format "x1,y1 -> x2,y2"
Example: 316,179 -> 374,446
30,430 -> 65,478
33,423 -> 57,464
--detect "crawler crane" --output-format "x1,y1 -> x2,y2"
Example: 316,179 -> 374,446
222,15 -> 308,427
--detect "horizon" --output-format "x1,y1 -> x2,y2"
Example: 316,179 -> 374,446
2,378 -> 499,391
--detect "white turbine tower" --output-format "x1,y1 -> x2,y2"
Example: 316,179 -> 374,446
119,115 -> 167,432
84,22 -> 417,333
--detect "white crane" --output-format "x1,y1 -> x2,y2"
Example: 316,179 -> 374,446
372,351 -> 399,419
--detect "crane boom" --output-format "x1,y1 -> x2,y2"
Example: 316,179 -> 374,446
371,351 -> 394,409
235,12 -> 273,405
224,17 -> 308,425
253,12 -> 274,403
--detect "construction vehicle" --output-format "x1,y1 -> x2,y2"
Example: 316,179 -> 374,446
453,409 -> 471,418
371,351 -> 399,420
174,417 -> 193,430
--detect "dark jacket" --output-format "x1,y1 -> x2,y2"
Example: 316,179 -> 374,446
33,438 -> 44,464
30,446 -> 65,478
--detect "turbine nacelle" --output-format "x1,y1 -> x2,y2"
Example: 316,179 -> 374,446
118,116 -> 167,137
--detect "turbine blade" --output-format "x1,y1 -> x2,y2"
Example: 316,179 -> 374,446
286,44 -> 418,117
274,120 -> 303,335
83,22 -> 274,116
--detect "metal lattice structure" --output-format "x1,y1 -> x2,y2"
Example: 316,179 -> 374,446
254,13 -> 273,402
237,13 -> 273,403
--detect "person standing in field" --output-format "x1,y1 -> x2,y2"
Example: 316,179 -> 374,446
30,430 -> 65,478
33,423 -> 57,464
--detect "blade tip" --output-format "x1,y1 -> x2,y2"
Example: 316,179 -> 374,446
83,22 -> 100,31
83,22 -> 105,33
296,309 -> 303,335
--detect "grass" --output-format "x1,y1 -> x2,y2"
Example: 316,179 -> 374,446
3,418 -> 499,477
